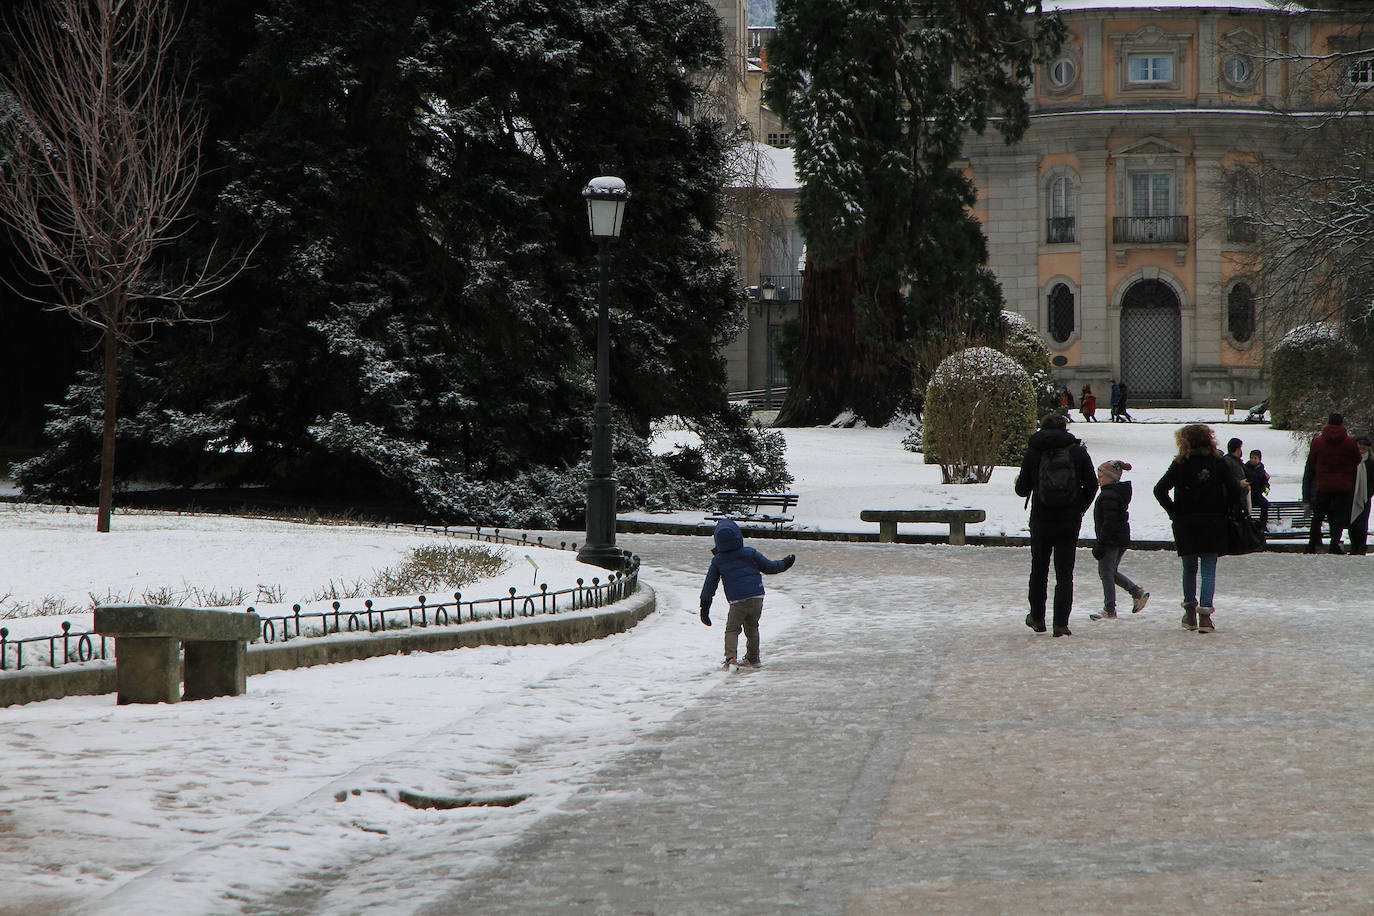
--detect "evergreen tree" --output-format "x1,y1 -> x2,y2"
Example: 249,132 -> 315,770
17,0 -> 784,522
765,0 -> 1063,425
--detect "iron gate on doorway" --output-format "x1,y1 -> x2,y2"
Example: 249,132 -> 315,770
1119,279 -> 1182,399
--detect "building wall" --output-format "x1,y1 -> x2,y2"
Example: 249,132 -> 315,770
965,3 -> 1361,406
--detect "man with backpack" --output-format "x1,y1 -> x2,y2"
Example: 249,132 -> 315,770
1015,413 -> 1099,637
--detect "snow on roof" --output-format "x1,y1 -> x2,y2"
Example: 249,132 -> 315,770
1043,0 -> 1303,11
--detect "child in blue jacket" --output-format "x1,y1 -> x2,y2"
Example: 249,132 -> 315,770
700,519 -> 795,668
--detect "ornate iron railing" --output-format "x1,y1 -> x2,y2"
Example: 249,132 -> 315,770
1113,216 -> 1188,244
1226,216 -> 1257,243
1046,216 -> 1076,244
0,527 -> 640,672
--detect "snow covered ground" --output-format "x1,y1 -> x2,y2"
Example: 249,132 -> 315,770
629,407 -> 1315,540
0,410 -> 1354,912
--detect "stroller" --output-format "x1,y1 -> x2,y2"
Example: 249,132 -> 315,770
1244,398 -> 1270,424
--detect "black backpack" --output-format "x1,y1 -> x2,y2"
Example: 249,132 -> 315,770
1037,444 -> 1079,509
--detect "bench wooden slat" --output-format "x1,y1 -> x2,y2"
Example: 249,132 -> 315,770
1255,500 -> 1312,539
706,491 -> 800,530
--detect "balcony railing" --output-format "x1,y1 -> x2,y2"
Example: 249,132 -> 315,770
1226,216 -> 1258,243
1113,216 -> 1189,244
1046,217 -> 1076,244
760,274 -> 804,301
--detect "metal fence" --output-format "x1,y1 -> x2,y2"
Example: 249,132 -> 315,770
0,526 -> 639,673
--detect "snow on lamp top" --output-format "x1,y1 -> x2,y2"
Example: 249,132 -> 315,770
583,176 -> 629,239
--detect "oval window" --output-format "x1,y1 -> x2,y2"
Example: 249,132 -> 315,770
1049,283 -> 1075,344
1223,56 -> 1251,87
1228,282 -> 1255,344
1049,58 -> 1077,89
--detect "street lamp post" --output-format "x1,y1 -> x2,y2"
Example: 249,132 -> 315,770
578,176 -> 630,571
760,280 -> 777,411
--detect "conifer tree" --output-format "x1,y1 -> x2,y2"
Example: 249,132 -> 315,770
765,0 -> 1063,425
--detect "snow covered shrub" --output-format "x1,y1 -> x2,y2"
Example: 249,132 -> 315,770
922,347 -> 1035,483
660,405 -> 792,495
1000,310 -> 1058,417
1269,324 -> 1364,430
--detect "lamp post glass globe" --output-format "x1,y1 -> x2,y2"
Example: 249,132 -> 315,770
579,176 -> 630,571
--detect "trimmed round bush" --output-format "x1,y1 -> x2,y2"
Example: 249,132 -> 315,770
923,347 -> 1037,482
1269,323 -> 1362,430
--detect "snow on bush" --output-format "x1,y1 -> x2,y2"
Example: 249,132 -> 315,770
922,347 -> 1035,483
1269,323 -> 1363,431
1000,310 -> 1058,417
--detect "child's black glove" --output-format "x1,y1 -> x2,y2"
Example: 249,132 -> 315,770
782,554 -> 796,570
700,602 -> 712,626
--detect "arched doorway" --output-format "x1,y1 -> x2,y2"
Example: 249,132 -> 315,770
1119,278 -> 1182,399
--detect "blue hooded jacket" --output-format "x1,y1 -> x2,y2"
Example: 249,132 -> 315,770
699,519 -> 789,607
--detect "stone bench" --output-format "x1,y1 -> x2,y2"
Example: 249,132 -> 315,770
860,509 -> 987,545
93,605 -> 261,704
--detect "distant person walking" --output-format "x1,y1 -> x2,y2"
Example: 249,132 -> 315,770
1080,385 -> 1098,422
1302,413 -> 1361,554
1109,380 -> 1122,422
699,519 -> 795,669
1116,382 -> 1134,422
1090,459 -> 1148,620
1154,424 -> 1244,633
1349,437 -> 1374,556
1246,449 -> 1271,531
1015,413 -> 1098,637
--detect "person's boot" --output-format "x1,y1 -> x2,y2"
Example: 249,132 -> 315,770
1197,607 -> 1216,633
1181,601 -> 1198,631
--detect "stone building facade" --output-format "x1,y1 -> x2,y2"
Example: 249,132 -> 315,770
964,0 -> 1366,405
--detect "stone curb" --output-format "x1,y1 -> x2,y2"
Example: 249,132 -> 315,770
0,585 -> 655,708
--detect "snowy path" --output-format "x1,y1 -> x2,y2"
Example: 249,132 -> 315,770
6,530 -> 1374,913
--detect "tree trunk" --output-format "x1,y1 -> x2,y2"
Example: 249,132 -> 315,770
775,252 -> 909,427
97,328 -> 117,533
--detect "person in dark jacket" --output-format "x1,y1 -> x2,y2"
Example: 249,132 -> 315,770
1302,413 -> 1362,553
1349,437 -> 1374,556
699,519 -> 795,668
1014,413 -> 1098,637
1224,437 -> 1251,514
1245,449 -> 1271,531
1154,424 -> 1244,634
1091,459 -> 1148,619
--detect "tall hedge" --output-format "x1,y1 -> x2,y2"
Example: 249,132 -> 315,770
923,347 -> 1036,482
1000,310 -> 1057,416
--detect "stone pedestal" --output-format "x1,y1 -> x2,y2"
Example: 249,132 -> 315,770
114,636 -> 181,705
183,640 -> 248,700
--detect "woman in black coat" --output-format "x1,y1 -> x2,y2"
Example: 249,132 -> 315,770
1154,424 -> 1244,634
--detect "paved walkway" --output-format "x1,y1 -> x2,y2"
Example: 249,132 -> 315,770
428,535 -> 1374,915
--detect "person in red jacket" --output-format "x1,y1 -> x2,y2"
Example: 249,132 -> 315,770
1302,412 -> 1363,554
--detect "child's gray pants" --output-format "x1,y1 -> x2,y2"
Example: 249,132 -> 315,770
725,596 -> 764,661
1097,546 -> 1141,614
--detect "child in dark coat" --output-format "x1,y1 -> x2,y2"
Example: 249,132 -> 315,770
1092,460 -> 1148,619
700,519 -> 795,668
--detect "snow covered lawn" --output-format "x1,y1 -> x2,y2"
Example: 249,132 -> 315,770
631,408 -> 1314,540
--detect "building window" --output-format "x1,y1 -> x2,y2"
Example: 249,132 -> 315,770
1128,54 -> 1173,84
1228,283 -> 1256,344
1351,58 -> 1374,88
1131,172 -> 1172,216
1047,176 -> 1076,243
1049,58 -> 1077,88
1048,283 -> 1075,344
766,132 -> 790,148
1223,57 -> 1250,85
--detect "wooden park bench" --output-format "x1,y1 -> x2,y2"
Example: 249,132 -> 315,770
705,491 -> 800,530
860,509 -> 987,545
1255,500 -> 1313,539
93,605 -> 261,704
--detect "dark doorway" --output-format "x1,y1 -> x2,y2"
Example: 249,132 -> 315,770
1119,278 -> 1182,399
